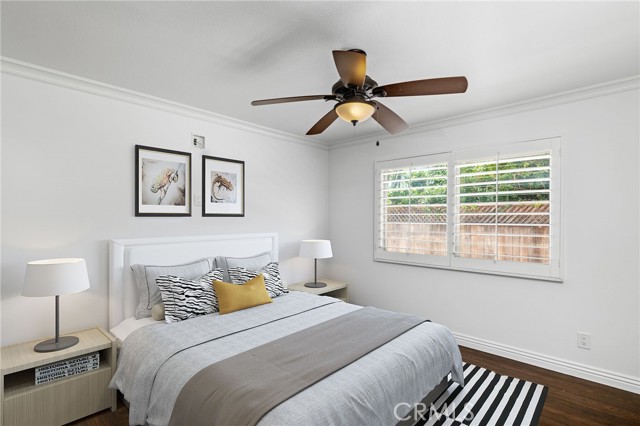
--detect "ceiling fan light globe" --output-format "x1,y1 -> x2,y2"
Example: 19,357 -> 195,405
335,101 -> 375,124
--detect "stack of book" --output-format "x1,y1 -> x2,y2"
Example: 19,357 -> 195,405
35,352 -> 100,385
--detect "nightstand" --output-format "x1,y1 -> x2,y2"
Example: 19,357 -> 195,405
289,279 -> 349,302
1,327 -> 117,426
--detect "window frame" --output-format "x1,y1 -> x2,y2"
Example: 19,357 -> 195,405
374,137 -> 562,282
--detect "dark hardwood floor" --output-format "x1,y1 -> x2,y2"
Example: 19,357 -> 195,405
70,346 -> 640,425
459,347 -> 640,426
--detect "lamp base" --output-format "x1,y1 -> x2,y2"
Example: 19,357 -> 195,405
34,335 -> 79,353
304,281 -> 327,288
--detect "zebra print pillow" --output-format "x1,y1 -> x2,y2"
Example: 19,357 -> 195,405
228,262 -> 288,298
156,269 -> 224,323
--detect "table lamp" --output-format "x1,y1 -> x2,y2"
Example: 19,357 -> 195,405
299,240 -> 333,288
22,258 -> 91,352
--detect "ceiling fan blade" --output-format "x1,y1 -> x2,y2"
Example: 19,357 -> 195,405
332,50 -> 367,88
375,76 -> 468,97
372,101 -> 409,135
306,109 -> 339,135
251,95 -> 334,106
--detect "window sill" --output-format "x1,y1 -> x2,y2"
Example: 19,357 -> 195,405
374,256 -> 563,283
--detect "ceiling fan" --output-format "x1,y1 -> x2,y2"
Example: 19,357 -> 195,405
251,49 -> 468,136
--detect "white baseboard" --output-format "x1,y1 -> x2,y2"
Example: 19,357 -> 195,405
454,332 -> 640,394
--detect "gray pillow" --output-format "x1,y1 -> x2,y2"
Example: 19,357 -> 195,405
216,251 -> 272,282
131,257 -> 213,319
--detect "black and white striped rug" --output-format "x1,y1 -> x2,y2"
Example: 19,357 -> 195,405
416,363 -> 548,426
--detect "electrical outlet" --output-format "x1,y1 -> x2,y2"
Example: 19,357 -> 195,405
577,332 -> 591,350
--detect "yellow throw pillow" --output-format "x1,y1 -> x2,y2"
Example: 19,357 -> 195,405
213,274 -> 273,315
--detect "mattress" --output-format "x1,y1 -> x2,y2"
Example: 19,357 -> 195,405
111,292 -> 463,426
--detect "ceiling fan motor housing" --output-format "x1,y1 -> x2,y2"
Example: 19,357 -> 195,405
331,76 -> 379,101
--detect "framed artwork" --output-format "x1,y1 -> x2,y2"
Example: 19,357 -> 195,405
202,155 -> 245,217
135,145 -> 191,216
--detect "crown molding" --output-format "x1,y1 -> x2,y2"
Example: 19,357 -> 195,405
1,57 -> 328,151
4,57 -> 636,152
332,75 -> 640,150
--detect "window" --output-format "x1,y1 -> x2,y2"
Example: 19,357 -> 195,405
374,138 -> 561,281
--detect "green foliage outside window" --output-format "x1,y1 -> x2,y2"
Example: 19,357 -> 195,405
383,157 -> 550,207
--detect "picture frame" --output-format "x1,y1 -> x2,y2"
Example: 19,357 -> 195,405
202,155 -> 245,217
135,145 -> 191,216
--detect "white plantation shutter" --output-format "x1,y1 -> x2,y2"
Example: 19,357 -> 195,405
374,138 -> 562,281
375,153 -> 450,267
453,153 -> 551,263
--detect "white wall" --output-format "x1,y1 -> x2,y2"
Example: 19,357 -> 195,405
2,64 -> 638,392
328,84 -> 640,390
1,71 -> 330,346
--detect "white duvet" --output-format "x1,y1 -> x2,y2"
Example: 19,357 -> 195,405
110,292 -> 463,426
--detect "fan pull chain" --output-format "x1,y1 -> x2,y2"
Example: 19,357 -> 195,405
375,105 -> 381,147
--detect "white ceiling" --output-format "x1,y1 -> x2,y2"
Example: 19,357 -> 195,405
2,1 -> 639,143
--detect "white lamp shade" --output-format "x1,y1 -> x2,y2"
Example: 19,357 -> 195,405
299,240 -> 333,259
23,258 -> 91,297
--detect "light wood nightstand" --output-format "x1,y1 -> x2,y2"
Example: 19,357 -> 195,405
289,279 -> 349,302
1,327 -> 117,426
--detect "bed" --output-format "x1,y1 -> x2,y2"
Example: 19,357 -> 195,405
108,233 -> 463,426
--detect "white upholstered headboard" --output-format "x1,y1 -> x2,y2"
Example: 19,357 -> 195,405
108,233 -> 278,328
